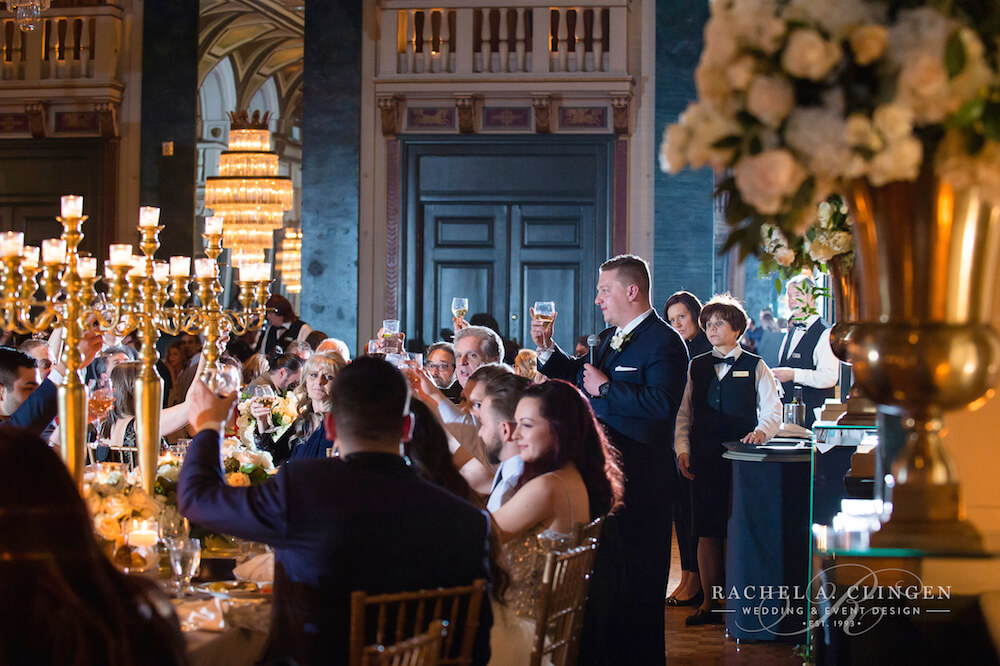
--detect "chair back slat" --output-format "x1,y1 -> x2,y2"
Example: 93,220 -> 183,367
572,515 -> 604,547
350,579 -> 487,666
529,541 -> 600,666
361,619 -> 447,666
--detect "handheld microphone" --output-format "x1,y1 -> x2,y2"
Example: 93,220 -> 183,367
587,333 -> 600,366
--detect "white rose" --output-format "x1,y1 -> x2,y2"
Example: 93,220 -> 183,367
887,8 -> 952,66
103,495 -> 131,522
896,53 -> 949,123
817,201 -> 832,225
726,56 -> 756,91
774,247 -> 797,267
782,29 -> 841,81
659,122 -> 690,174
226,472 -> 252,488
734,150 -> 805,215
849,25 -> 888,66
785,107 -> 850,180
683,103 -> 742,171
869,137 -> 923,186
844,114 -> 874,148
872,104 -> 914,143
94,515 -> 122,542
746,75 -> 795,128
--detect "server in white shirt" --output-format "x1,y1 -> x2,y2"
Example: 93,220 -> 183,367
674,295 -> 782,626
771,275 -> 839,427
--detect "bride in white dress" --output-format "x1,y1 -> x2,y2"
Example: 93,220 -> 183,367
488,380 -> 624,665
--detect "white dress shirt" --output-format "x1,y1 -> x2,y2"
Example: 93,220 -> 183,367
673,346 -> 783,457
777,315 -> 839,391
486,455 -> 524,512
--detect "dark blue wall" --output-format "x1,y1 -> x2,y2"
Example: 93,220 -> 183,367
139,0 -> 198,258
653,0 -> 715,311
300,0 -> 361,354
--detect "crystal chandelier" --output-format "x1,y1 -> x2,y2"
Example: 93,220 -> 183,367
204,110 -> 293,268
6,0 -> 50,32
277,227 -> 302,294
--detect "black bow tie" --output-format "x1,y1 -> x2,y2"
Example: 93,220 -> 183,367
714,356 -> 736,366
790,321 -> 807,330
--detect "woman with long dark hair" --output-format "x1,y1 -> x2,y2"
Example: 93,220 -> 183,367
492,380 -> 623,621
0,428 -> 187,665
662,290 -> 710,607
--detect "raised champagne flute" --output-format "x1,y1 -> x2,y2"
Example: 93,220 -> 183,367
87,377 -> 114,462
253,384 -> 278,433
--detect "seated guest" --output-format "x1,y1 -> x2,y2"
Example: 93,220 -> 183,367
491,381 -> 623,643
467,367 -> 530,512
673,295 -> 782,625
304,329 -> 328,351
425,341 -> 461,404
286,340 -> 313,361
245,352 -> 303,395
179,356 -> 494,666
0,328 -> 101,434
512,349 -> 542,383
18,339 -> 52,381
468,312 -> 519,364
104,361 -> 194,452
242,352 -> 270,387
316,337 -> 351,362
574,335 -> 589,358
662,290 -> 711,606
251,350 -> 346,463
93,345 -> 137,383
0,428 -> 186,665
157,339 -> 186,407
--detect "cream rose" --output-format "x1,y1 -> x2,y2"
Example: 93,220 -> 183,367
869,137 -> 923,186
896,53 -> 949,123
849,25 -> 888,66
734,150 -> 805,215
746,75 -> 794,128
872,104 -> 914,143
774,247 -> 796,267
94,515 -> 122,542
103,495 -> 131,522
726,56 -> 756,92
782,29 -> 841,81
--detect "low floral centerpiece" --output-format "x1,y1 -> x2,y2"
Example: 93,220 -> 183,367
234,393 -> 298,446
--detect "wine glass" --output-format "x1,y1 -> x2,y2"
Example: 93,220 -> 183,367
201,361 -> 240,396
533,301 -> 557,325
87,377 -> 114,459
169,537 -> 202,597
451,298 -> 468,321
158,511 -> 190,548
253,384 -> 278,433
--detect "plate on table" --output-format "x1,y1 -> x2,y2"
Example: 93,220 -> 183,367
196,580 -> 271,598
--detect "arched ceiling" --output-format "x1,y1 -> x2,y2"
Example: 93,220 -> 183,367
199,0 -> 304,130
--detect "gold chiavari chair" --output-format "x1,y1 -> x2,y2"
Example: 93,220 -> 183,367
529,541 -> 600,666
361,619 -> 447,666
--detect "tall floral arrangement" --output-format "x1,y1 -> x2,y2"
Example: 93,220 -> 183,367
660,0 -> 1000,256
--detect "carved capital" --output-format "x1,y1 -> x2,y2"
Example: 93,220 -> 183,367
377,95 -> 399,137
455,95 -> 475,134
532,95 -> 551,134
96,101 -> 118,138
25,102 -> 45,138
611,95 -> 630,136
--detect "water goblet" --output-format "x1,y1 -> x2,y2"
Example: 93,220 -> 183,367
169,537 -> 202,597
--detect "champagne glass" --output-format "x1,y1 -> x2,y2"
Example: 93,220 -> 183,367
533,301 -> 556,325
87,377 -> 114,459
451,298 -> 468,321
253,384 -> 278,433
201,361 -> 240,396
169,537 -> 202,597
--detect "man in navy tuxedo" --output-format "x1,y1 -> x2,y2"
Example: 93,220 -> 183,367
534,254 -> 688,665
178,357 -> 493,666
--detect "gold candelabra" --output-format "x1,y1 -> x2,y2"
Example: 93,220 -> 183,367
0,199 -> 271,492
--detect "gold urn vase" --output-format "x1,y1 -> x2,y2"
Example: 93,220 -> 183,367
826,254 -> 877,426
845,172 -> 1000,552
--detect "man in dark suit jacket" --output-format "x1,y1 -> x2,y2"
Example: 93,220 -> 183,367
533,254 -> 688,665
178,357 -> 493,666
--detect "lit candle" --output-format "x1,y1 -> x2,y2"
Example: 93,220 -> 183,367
41,239 -> 66,264
108,244 -> 133,267
258,262 -> 272,281
78,257 -> 97,278
0,231 -> 23,258
169,256 -> 190,277
194,258 -> 217,278
204,215 -> 223,236
60,195 -> 83,219
103,264 -> 114,280
153,261 -> 170,283
23,246 -> 39,268
138,206 -> 160,227
125,519 -> 158,547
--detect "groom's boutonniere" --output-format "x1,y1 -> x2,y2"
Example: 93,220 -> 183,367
609,330 -> 633,352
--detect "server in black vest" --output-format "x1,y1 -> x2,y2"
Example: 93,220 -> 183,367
772,276 -> 838,427
674,295 -> 782,626
257,294 -> 312,356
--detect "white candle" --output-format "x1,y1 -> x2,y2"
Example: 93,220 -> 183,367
103,264 -> 114,280
23,246 -> 39,268
138,206 -> 160,227
169,256 -> 190,277
258,262 -> 272,281
60,195 -> 83,219
153,261 -> 170,283
194,258 -> 217,278
78,257 -> 97,278
126,529 -> 158,547
0,231 -> 23,258
41,239 -> 66,264
238,264 -> 256,282
204,215 -> 223,236
108,244 -> 132,267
